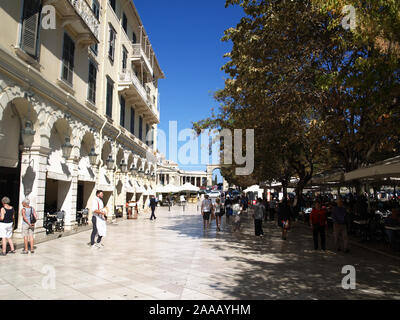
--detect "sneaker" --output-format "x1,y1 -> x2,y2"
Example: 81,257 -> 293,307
95,243 -> 102,248
0,252 -> 6,256
30,250 -> 35,254
22,250 -> 29,254
8,250 -> 16,254
90,244 -> 99,249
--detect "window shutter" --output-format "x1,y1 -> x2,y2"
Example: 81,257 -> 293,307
21,0 -> 42,57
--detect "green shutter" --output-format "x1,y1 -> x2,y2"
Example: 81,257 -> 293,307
21,0 -> 41,57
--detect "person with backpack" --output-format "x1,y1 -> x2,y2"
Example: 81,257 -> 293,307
332,198 -> 350,253
310,200 -> 328,251
21,198 -> 38,254
0,197 -> 16,255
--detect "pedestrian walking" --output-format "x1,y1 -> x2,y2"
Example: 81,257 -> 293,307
253,198 -> 265,237
278,199 -> 291,240
91,190 -> 107,249
0,197 -> 16,255
310,200 -> 327,251
332,198 -> 350,253
232,198 -> 242,232
150,196 -> 157,220
225,196 -> 233,223
21,198 -> 37,254
214,198 -> 224,231
269,198 -> 277,221
201,194 -> 213,229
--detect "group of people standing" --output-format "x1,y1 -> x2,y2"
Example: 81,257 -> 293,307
0,197 -> 38,256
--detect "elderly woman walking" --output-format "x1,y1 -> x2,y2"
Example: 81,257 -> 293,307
21,198 -> 37,254
0,197 -> 16,256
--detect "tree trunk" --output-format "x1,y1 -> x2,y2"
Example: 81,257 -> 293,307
282,180 -> 288,200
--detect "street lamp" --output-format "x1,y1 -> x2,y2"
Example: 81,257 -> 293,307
130,164 -> 138,174
21,120 -> 35,147
61,136 -> 73,159
88,148 -> 97,166
106,155 -> 114,170
120,159 -> 128,173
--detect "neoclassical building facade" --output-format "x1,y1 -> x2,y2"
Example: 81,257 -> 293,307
0,0 -> 164,240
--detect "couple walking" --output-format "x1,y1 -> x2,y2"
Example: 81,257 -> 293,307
201,195 -> 225,231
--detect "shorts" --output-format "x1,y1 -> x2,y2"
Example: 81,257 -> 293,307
22,223 -> 34,237
0,222 -> 13,238
203,212 -> 210,221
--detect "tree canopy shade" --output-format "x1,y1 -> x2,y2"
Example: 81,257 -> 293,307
193,0 -> 400,195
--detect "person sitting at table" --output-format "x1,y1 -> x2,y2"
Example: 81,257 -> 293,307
384,207 -> 400,247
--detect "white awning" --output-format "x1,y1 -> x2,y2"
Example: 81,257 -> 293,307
345,156 -> 400,181
244,185 -> 263,193
179,183 -> 200,192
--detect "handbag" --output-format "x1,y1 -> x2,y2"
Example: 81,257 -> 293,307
28,207 -> 36,224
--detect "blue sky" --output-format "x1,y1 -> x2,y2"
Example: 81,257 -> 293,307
134,1 -> 244,182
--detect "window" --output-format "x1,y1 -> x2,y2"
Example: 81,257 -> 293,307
122,13 -> 127,33
108,25 -> 116,62
120,96 -> 126,127
122,46 -> 127,71
109,0 -> 116,11
88,60 -> 97,104
20,0 -> 42,58
90,0 -> 100,55
106,78 -> 113,118
132,32 -> 137,44
139,116 -> 143,141
146,124 -> 150,146
130,107 -> 135,134
61,33 -> 75,84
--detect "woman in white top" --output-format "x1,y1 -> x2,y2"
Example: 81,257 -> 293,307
214,198 -> 224,232
232,198 -> 242,232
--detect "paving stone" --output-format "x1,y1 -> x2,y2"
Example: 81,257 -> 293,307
0,205 -> 398,300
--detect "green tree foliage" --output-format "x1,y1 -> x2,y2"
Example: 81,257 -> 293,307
193,0 -> 400,194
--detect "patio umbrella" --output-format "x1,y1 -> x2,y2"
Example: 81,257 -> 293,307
179,183 -> 200,193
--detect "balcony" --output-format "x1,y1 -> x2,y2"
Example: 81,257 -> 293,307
131,44 -> 153,76
118,70 -> 159,125
44,0 -> 100,45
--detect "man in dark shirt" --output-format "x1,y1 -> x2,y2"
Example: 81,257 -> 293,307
149,196 -> 157,220
332,198 -> 349,253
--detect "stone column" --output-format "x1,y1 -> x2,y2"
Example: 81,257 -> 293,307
60,158 -> 79,231
16,146 -> 50,241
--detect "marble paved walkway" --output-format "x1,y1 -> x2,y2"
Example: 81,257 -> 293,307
0,205 -> 399,300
